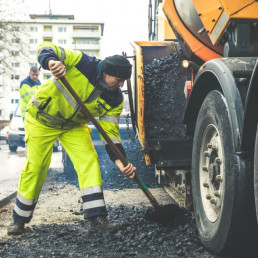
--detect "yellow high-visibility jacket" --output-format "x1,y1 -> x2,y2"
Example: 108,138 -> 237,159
19,76 -> 41,118
27,42 -> 125,161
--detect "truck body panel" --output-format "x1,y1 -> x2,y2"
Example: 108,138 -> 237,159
163,0 -> 223,62
132,41 -> 192,169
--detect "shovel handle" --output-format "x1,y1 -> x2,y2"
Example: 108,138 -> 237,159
60,77 -> 128,166
60,77 -> 160,209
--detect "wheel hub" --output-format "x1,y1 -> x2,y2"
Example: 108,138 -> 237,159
199,124 -> 225,222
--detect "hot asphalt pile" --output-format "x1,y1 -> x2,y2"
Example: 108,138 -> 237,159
144,50 -> 191,141
0,139 -> 216,257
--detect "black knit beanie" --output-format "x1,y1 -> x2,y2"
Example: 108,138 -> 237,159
102,55 -> 132,79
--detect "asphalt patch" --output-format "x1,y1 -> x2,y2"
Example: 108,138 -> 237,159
145,204 -> 186,225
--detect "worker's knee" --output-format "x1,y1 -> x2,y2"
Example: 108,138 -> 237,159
23,156 -> 51,172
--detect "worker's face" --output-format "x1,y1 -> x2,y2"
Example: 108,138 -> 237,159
103,73 -> 125,91
29,71 -> 39,82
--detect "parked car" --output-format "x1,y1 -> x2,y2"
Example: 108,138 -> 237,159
8,104 -> 60,152
8,104 -> 25,152
53,139 -> 60,152
0,125 -> 9,141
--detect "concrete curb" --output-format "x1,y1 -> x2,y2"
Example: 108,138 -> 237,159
0,192 -> 17,208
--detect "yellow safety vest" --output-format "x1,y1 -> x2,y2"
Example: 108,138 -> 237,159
19,77 -> 40,118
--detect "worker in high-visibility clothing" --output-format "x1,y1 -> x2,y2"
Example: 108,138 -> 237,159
8,42 -> 136,235
19,66 -> 41,121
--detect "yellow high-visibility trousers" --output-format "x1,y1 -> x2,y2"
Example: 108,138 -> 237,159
13,113 -> 106,223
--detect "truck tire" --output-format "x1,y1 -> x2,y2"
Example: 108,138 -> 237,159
192,90 -> 257,255
9,145 -> 17,152
62,148 -> 77,179
254,125 -> 258,224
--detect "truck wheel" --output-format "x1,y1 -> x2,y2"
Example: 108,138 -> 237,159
254,125 -> 258,223
62,148 -> 77,179
9,145 -> 17,152
192,90 -> 256,255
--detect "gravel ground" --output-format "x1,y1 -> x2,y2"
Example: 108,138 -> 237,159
0,139 -> 217,258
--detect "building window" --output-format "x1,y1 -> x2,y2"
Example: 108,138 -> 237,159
29,63 -> 38,67
11,51 -> 19,56
29,39 -> 38,44
43,38 -> 52,42
73,26 -> 98,32
11,75 -> 20,80
58,39 -> 66,45
74,39 -> 96,44
11,38 -> 20,44
11,99 -> 19,104
11,63 -> 20,67
30,26 -> 38,32
43,26 -> 52,32
58,27 -> 67,32
12,26 -> 20,32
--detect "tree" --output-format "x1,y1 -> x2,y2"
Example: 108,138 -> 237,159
0,0 -> 32,119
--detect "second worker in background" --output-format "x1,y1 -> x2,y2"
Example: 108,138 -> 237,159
19,66 -> 41,121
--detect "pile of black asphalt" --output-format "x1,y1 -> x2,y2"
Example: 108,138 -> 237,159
144,50 -> 191,141
0,139 -> 217,258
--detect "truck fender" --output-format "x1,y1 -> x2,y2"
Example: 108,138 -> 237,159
241,58 -> 258,155
184,58 -> 256,152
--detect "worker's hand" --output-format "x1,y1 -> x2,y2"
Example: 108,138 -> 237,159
48,60 -> 66,79
115,159 -> 136,179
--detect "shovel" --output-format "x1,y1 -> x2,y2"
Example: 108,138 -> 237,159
60,77 -> 161,210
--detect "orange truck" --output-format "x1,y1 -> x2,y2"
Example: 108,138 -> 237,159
129,0 -> 258,255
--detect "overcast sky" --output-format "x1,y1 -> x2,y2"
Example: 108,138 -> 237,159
23,0 -> 149,58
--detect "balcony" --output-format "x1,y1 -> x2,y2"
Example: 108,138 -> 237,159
42,31 -> 53,37
72,44 -> 100,50
72,31 -> 101,38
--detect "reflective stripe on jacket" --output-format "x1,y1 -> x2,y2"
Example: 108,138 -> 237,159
19,77 -> 41,118
28,42 -> 123,144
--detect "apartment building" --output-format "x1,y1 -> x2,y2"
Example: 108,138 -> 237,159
0,14 -> 104,121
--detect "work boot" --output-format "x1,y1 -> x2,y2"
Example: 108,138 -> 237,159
7,221 -> 25,235
85,215 -> 117,233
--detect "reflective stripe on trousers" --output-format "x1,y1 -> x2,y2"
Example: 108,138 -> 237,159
13,112 -> 106,223
13,193 -> 38,223
81,186 -> 106,218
